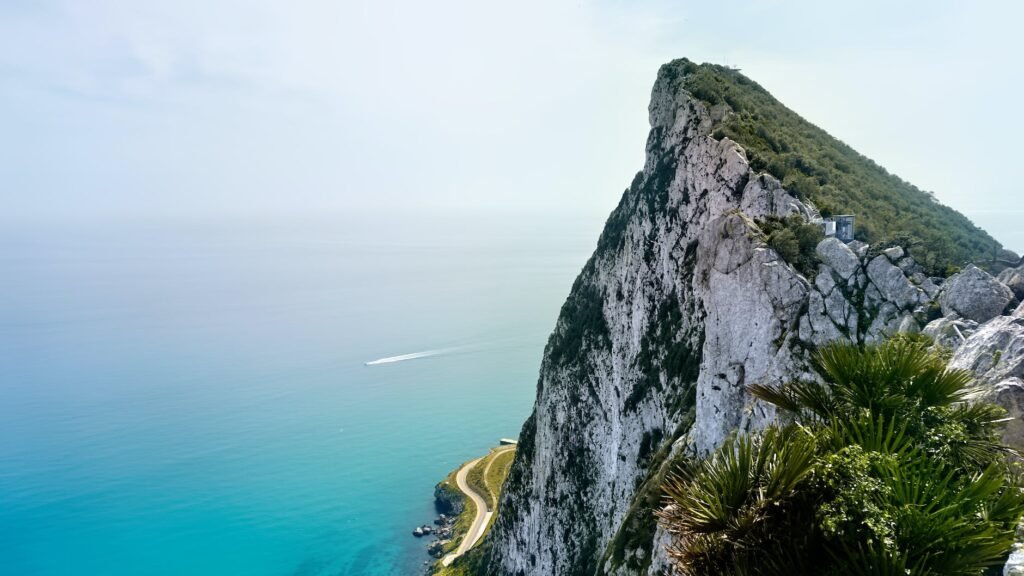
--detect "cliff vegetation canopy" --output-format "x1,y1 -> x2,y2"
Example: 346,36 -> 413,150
671,59 -> 1001,275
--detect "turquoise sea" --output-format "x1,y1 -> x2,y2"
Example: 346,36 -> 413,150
0,212 -> 599,576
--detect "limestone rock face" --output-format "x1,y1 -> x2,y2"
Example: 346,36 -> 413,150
483,60 -> 1014,576
1006,544 -> 1024,576
484,65 -> 817,576
951,315 -> 1024,455
941,265 -> 1014,323
866,255 -> 924,311
951,315 -> 1024,386
998,265 -> 1024,300
922,316 -> 980,351
816,237 -> 861,280
1017,301 -> 1024,318
985,378 -> 1024,451
882,246 -> 904,262
689,214 -> 808,454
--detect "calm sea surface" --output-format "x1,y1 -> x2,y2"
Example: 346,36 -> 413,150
0,213 -> 599,576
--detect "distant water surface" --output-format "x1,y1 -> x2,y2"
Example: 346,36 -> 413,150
0,212 -> 599,575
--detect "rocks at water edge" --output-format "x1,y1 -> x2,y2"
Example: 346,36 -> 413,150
412,512 -> 456,561
427,539 -> 446,559
433,481 -> 465,516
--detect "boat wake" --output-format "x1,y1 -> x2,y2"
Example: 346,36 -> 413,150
364,348 -> 459,366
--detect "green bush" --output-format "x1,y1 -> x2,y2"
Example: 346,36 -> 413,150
659,337 -> 1024,576
667,59 -> 1001,272
759,215 -> 824,278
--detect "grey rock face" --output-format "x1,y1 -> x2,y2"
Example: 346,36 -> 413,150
951,315 -> 1024,385
866,302 -> 901,343
690,214 -> 808,455
922,317 -> 980,351
951,314 -> 1024,458
985,378 -> 1024,451
847,240 -> 869,259
941,265 -> 1014,323
882,246 -> 905,262
866,255 -> 924,311
910,272 -> 941,299
816,237 -> 861,280
1006,544 -> 1024,576
1017,301 -> 1024,318
485,61 -> 1016,576
998,266 -> 1024,300
485,66 -> 816,576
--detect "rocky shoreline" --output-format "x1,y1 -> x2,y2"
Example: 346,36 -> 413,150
412,512 -> 457,563
412,469 -> 468,571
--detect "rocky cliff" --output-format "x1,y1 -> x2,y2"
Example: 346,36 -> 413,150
472,60 -> 1021,576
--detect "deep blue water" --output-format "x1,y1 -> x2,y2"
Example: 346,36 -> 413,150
0,213 -> 598,576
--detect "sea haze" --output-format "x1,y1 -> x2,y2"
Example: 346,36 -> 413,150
0,212 -> 599,575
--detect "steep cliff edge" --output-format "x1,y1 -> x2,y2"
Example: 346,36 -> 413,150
470,60 -> 1014,576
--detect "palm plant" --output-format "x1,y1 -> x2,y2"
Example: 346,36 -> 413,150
659,336 -> 1024,576
658,426 -> 822,576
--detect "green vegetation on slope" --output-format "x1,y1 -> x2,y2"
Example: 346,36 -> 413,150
756,215 -> 825,279
659,336 -> 1024,575
484,449 -> 515,506
668,59 -> 1001,275
466,447 -> 516,512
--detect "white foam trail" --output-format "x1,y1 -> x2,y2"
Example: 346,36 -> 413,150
364,348 -> 458,366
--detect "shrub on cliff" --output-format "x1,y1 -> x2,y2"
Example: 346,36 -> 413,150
759,215 -> 823,278
678,59 -> 1000,271
658,337 -> 1024,575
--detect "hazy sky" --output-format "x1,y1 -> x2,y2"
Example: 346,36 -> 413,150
2,1 -> 1022,250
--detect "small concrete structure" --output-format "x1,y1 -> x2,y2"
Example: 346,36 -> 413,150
834,215 -> 855,243
499,438 -> 518,446
816,214 -> 855,243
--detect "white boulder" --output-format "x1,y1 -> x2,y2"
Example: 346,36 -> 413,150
950,315 -> 1024,385
866,255 -> 923,310
940,265 -> 1014,323
815,237 -> 861,280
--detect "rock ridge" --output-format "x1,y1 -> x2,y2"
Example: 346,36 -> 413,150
477,60 -> 1024,576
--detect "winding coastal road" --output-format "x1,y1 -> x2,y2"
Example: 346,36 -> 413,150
441,457 -> 489,567
441,446 -> 515,568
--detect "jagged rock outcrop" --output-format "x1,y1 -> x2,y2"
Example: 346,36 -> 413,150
951,315 -> 1024,388
948,311 -> 1024,453
1000,264 -> 1024,301
986,378 -> 1024,450
922,316 -> 980,350
816,237 -> 860,280
481,65 -> 816,576
866,255 -> 923,311
476,60 -> 1018,576
434,479 -> 465,516
941,265 -> 1014,323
